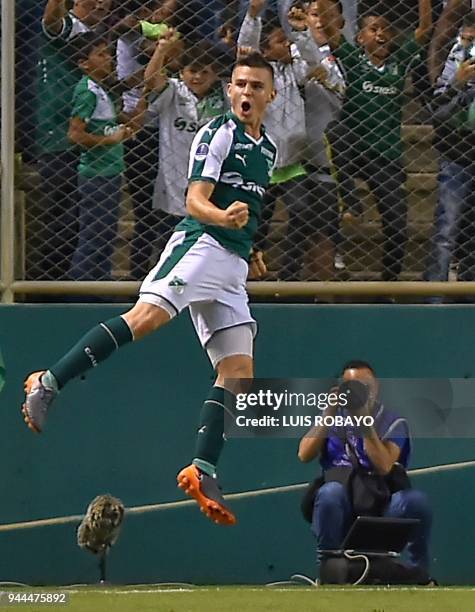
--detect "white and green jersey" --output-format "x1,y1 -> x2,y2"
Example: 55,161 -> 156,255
149,78 -> 227,215
176,111 -> 278,261
71,76 -> 125,177
36,13 -> 90,155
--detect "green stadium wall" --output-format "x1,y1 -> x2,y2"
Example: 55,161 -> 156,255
0,304 -> 474,585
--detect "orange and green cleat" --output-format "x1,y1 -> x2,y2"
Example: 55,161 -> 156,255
177,464 -> 236,526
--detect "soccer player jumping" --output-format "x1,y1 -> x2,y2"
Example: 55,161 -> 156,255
22,52 -> 278,527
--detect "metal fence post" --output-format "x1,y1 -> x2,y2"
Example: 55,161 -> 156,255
1,0 -> 16,303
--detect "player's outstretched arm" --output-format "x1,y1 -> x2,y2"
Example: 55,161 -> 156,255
187,182 -> 249,229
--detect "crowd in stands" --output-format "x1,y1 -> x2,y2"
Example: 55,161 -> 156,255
12,0 -> 475,300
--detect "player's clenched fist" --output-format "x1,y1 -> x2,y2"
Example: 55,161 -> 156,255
223,201 -> 249,229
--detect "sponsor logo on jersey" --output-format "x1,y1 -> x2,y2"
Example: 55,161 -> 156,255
194,143 -> 209,161
235,143 -> 253,151
221,172 -> 266,197
168,276 -> 187,294
362,81 -> 398,96
235,153 -> 247,167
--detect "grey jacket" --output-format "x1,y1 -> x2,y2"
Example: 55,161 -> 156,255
237,14 -> 308,168
431,37 -> 475,164
289,30 -> 345,170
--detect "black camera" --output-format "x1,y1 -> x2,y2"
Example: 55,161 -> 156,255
338,379 -> 369,413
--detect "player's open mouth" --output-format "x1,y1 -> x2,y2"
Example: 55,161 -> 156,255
241,101 -> 251,114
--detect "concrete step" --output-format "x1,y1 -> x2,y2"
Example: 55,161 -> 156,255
402,125 -> 438,173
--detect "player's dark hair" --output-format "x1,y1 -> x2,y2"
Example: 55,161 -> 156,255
233,52 -> 274,82
341,360 -> 375,376
462,11 -> 475,29
69,32 -> 110,65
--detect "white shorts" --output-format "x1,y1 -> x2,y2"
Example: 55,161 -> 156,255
139,231 -> 257,347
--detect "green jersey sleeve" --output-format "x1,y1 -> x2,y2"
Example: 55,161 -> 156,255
71,79 -> 97,121
188,119 -> 234,184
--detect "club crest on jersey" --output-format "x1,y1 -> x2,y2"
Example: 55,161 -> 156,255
168,276 -> 187,294
194,143 -> 209,161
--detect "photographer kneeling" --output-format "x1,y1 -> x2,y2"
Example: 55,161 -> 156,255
298,360 -> 432,576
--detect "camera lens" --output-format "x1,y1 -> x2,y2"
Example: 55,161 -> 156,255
338,380 -> 369,412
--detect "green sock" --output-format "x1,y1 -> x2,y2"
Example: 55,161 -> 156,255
193,386 -> 235,476
49,316 -> 133,389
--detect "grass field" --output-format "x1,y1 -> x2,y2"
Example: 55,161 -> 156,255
2,586 -> 474,612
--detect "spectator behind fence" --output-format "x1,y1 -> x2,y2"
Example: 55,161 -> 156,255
279,1 -> 346,280
144,35 -> 229,246
298,360 -> 432,578
16,0 -> 44,161
237,1 -> 313,280
323,0 -> 432,282
35,0 -> 112,282
424,13 -> 475,301
428,0 -> 471,85
67,33 -> 137,282
115,1 -> 171,280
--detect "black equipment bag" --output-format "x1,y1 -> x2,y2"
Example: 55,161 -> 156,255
320,555 -> 430,585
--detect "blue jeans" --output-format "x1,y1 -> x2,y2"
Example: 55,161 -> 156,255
425,159 -> 475,294
312,481 -> 432,571
69,175 -> 122,281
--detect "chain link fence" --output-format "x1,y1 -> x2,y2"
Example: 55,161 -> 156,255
2,0 -> 475,302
